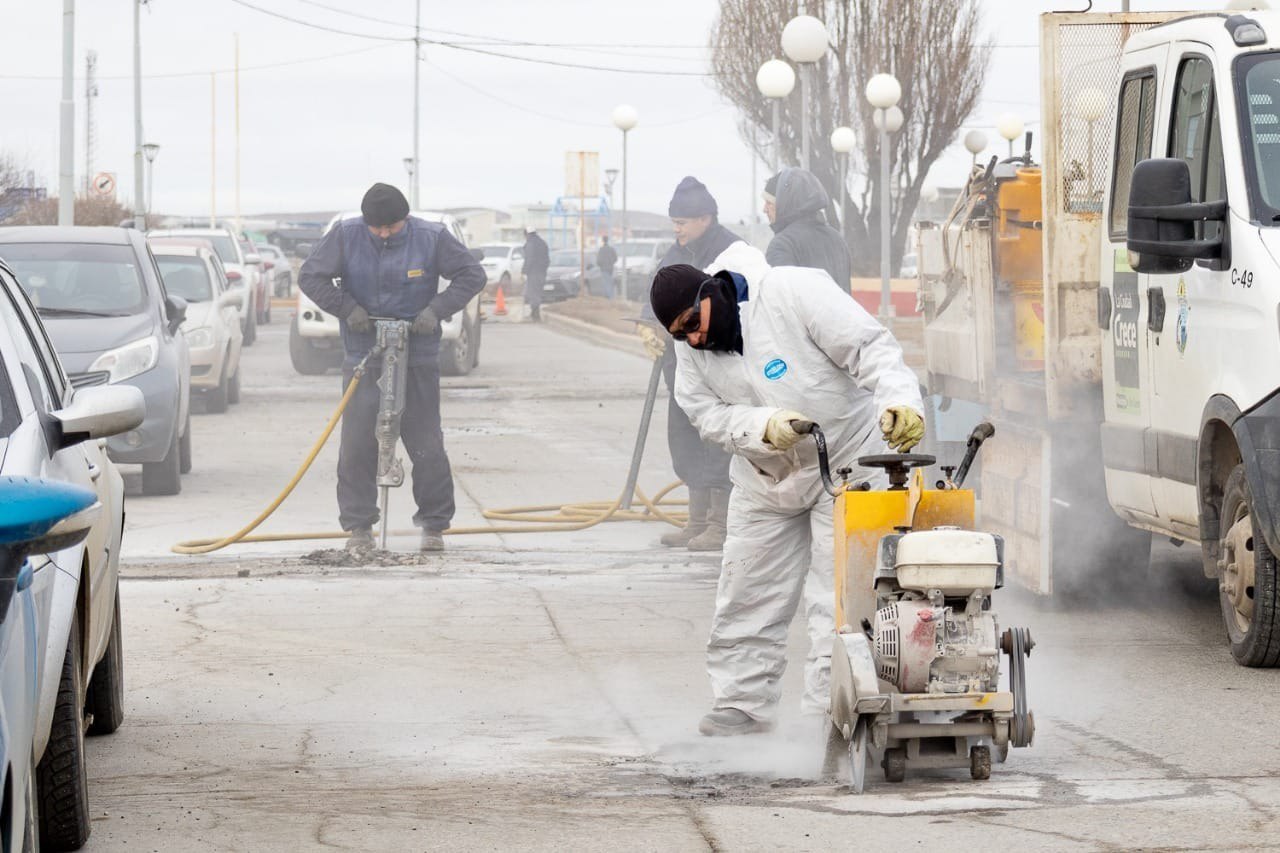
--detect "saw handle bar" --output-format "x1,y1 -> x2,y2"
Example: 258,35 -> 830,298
953,422 -> 995,488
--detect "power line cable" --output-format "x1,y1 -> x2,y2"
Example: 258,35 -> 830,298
230,0 -> 412,40
0,43 -> 393,81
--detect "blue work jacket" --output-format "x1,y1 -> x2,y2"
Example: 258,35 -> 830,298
298,215 -> 485,365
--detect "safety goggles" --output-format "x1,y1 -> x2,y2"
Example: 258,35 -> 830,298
668,278 -> 716,341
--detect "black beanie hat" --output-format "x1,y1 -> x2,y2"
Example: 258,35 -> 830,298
667,176 -> 718,219
650,263 -> 707,328
361,183 -> 411,227
763,173 -> 779,201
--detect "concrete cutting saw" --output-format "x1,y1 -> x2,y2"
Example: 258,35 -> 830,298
799,421 -> 1035,793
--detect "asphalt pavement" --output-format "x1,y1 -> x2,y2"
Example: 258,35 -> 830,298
83,309 -> 1280,851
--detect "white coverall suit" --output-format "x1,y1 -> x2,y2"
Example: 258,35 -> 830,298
673,261 -> 922,721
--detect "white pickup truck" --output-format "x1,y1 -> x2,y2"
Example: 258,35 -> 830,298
289,211 -> 483,376
921,10 -> 1280,666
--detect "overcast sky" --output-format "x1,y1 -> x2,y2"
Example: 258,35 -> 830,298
0,0 -> 1217,223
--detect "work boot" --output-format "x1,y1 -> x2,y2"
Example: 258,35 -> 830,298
687,488 -> 730,551
661,488 -> 710,547
530,306 -> 542,322
698,708 -> 774,737
419,529 -> 445,552
345,527 -> 374,552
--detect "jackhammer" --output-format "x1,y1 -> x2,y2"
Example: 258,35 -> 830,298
370,319 -> 410,550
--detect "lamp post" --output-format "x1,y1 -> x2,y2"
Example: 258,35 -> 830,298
781,15 -> 829,172
132,0 -> 145,230
997,112 -> 1025,159
403,157 -> 415,204
964,129 -> 989,167
829,126 -> 855,229
142,142 -> 159,222
756,59 -> 796,173
866,73 -> 902,319
612,104 -> 638,301
1073,88 -> 1107,206
603,168 -> 619,208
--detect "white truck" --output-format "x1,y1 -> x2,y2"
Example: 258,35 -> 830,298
921,10 -> 1280,666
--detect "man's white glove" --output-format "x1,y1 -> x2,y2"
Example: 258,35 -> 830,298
763,409 -> 812,451
637,323 -> 666,360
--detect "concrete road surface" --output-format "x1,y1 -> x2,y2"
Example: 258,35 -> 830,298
84,313 -> 1280,851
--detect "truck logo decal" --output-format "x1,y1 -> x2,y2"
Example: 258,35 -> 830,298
763,358 -> 788,380
1176,279 -> 1190,355
1112,250 -> 1141,411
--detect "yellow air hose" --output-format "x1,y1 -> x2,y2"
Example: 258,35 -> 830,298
171,369 -> 687,555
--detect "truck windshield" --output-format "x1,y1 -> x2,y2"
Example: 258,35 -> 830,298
1237,52 -> 1280,221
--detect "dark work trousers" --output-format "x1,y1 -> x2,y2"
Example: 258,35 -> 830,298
337,359 -> 456,533
525,270 -> 546,314
661,346 -> 732,490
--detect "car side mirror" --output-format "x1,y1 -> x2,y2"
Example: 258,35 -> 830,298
1126,158 -> 1226,273
51,385 -> 145,450
221,288 -> 246,310
470,248 -> 484,263
244,253 -> 263,266
165,294 -> 188,334
262,260 -> 275,270
0,478 -> 100,619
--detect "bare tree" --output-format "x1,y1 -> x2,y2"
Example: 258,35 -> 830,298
0,153 -> 131,227
711,0 -> 989,276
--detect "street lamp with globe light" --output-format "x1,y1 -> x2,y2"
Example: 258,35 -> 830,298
866,72 -> 901,318
964,129 -> 989,166
997,112 -> 1024,158
830,126 -> 855,228
611,104 -> 638,300
756,59 -> 796,173
781,15 -> 828,171
1073,88 -> 1107,206
142,142 -> 160,219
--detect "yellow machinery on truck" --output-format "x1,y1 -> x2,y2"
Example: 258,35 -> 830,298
797,423 -> 1035,793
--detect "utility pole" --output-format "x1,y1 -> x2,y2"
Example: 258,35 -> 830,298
210,72 -> 217,227
58,0 -> 75,226
411,0 -> 421,209
133,0 -> 145,230
84,50 -> 98,198
234,33 -> 242,234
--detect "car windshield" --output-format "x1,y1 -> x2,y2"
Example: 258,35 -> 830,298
551,250 -> 582,266
1239,52 -> 1280,219
156,256 -> 213,302
1,243 -> 145,315
155,233 -> 238,263
478,246 -> 510,259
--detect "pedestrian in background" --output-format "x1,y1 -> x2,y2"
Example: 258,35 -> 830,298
298,183 -> 486,553
636,176 -> 767,552
522,227 -> 550,321
596,236 -> 618,299
764,167 -> 852,291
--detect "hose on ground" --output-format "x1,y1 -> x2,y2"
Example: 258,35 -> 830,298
171,369 -> 687,555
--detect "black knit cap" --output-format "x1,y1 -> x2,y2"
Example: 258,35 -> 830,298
667,176 -> 718,219
650,263 -> 706,328
361,182 -> 411,227
763,173 -> 779,200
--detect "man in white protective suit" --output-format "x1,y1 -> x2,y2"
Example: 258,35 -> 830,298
649,260 -> 925,736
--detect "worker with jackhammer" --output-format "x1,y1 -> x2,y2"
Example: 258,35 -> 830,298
649,259 -> 923,737
637,176 -> 768,552
299,183 -> 485,552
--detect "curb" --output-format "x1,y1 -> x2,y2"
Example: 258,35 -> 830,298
543,311 -> 648,359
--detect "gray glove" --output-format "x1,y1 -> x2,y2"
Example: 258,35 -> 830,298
412,306 -> 440,336
346,304 -> 372,333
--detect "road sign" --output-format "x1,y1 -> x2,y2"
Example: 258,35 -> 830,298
564,152 -> 599,198
92,172 -> 116,199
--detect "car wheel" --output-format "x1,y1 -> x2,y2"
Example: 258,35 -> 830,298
499,272 -> 511,291
36,616 -> 90,851
261,290 -> 272,325
228,364 -> 242,404
289,317 -> 329,376
206,364 -> 229,414
441,317 -> 473,377
86,587 -> 125,736
471,310 -> 482,369
142,424 -> 182,496
1219,464 -> 1280,666
242,306 -> 258,347
179,414 -> 193,474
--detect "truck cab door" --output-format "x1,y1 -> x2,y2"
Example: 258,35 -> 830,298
1147,49 -> 1231,537
1101,55 -> 1164,523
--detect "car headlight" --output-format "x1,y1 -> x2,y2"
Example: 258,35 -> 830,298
88,336 -> 159,384
185,326 -> 215,348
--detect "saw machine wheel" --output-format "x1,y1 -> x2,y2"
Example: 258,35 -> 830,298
848,718 -> 869,794
1002,626 -> 1036,748
970,745 -> 992,780
882,747 -> 907,783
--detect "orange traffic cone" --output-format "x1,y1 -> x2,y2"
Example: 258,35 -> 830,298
494,285 -> 508,316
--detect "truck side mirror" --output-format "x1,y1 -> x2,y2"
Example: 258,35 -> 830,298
1126,158 -> 1226,274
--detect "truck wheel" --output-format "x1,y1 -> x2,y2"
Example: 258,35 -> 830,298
969,745 -> 991,780
882,747 -> 906,783
179,414 -> 192,475
142,426 -> 182,496
441,318 -> 473,377
37,617 -> 90,851
289,317 -> 329,375
1219,464 -> 1280,666
242,307 -> 258,347
86,587 -> 125,736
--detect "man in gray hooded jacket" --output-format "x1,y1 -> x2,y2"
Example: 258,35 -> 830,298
764,168 -> 852,290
